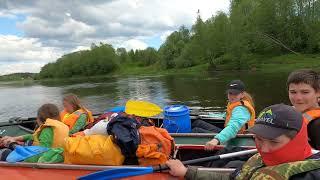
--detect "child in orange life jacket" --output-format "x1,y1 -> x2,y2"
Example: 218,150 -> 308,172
0,104 -> 69,148
72,112 -> 119,136
60,94 -> 94,135
192,80 -> 255,150
287,69 -> 320,149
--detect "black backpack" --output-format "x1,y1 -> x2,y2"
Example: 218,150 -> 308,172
107,114 -> 140,165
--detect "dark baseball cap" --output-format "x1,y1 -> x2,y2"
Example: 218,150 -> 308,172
248,104 -> 302,139
226,80 -> 245,94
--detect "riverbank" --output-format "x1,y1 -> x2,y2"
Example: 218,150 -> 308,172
0,73 -> 36,82
107,53 -> 320,76
256,54 -> 320,73
1,54 -> 319,82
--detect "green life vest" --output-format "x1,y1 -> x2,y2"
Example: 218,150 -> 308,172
235,153 -> 320,180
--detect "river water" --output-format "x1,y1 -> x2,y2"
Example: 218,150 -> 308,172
0,71 -> 290,121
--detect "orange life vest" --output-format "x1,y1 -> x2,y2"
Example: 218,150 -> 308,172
225,100 -> 256,133
303,108 -> 320,124
136,126 -> 174,166
33,118 -> 69,148
60,108 -> 94,130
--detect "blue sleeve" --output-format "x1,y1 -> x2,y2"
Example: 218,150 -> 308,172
214,106 -> 250,144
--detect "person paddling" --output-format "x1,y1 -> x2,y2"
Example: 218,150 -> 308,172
167,104 -> 320,179
287,69 -> 320,149
60,94 -> 94,135
192,80 -> 255,150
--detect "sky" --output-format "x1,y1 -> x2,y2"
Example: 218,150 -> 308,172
0,0 -> 229,75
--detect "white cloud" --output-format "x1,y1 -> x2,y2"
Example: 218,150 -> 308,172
160,31 -> 174,42
128,0 -> 143,9
71,45 -> 90,52
0,62 -> 44,75
0,35 -> 63,74
0,0 -> 230,74
121,39 -> 148,51
18,16 -> 96,40
0,11 -> 16,19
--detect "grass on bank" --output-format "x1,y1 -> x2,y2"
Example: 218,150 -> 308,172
114,62 -> 210,76
257,54 -> 320,73
1,54 -> 319,82
114,53 -> 320,76
210,53 -> 320,72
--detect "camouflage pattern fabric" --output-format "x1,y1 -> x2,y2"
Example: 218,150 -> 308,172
236,153 -> 320,180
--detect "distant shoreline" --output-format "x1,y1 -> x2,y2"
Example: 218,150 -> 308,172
1,53 -> 319,82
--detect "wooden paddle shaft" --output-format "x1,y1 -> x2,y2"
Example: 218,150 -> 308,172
154,149 -> 258,172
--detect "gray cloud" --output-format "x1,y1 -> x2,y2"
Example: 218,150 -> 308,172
2,0 -> 198,47
0,0 -> 229,74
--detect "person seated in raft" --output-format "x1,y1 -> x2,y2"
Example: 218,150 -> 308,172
60,94 -> 94,135
0,104 -> 69,149
167,104 -> 320,180
287,69 -> 320,149
192,80 -> 256,149
72,112 -> 119,136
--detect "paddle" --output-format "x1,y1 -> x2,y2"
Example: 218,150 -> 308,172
78,148 -> 258,180
125,100 -> 163,117
106,106 -> 125,113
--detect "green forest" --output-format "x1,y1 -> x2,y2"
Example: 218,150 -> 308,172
38,0 -> 320,79
0,73 -> 36,81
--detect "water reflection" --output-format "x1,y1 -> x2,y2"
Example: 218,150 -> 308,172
0,72 -> 291,121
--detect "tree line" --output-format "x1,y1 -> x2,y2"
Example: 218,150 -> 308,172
0,73 -> 36,81
38,0 -> 320,79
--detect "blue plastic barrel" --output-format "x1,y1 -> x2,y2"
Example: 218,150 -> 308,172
163,105 -> 191,133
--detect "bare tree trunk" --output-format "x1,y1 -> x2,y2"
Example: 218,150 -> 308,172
257,32 -> 300,55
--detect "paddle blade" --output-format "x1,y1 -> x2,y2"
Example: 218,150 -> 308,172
78,167 -> 154,180
106,106 -> 125,113
125,100 -> 163,117
6,145 -> 49,163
